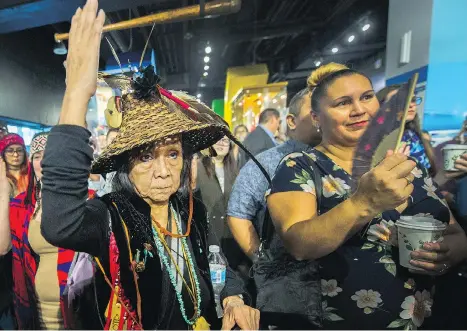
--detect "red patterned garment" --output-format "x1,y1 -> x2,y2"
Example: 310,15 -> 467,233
9,188 -> 94,329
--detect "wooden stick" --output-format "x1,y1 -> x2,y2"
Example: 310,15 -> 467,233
54,0 -> 241,42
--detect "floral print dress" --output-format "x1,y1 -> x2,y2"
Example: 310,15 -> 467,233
268,148 -> 450,330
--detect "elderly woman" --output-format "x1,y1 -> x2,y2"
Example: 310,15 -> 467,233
265,63 -> 467,329
40,0 -> 259,330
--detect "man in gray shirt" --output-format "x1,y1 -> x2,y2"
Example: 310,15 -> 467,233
227,88 -> 321,260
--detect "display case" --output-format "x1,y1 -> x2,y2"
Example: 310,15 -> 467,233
230,82 -> 288,132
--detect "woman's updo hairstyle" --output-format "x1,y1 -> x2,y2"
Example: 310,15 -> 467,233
307,62 -> 372,114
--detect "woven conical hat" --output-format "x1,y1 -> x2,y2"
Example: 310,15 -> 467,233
91,92 -> 228,174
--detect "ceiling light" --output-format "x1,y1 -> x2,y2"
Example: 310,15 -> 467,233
362,24 -> 370,31
204,56 -> 210,63
257,100 -> 262,106
196,93 -> 202,98
272,99 -> 277,104
332,47 -> 339,53
257,93 -> 262,97
239,102 -> 243,106
203,72 -> 208,77
53,41 -> 67,55
315,61 -> 321,67
348,35 -> 355,43
204,65 -> 210,70
280,95 -> 286,100
205,46 -> 212,54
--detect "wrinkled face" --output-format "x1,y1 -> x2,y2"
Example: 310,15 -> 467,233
212,136 -> 230,158
32,151 -> 44,180
317,74 -> 379,147
4,144 -> 25,168
235,126 -> 248,142
129,136 -> 183,205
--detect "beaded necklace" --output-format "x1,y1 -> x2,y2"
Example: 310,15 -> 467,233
152,208 -> 202,326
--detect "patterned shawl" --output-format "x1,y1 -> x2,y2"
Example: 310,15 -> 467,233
9,190 -> 75,329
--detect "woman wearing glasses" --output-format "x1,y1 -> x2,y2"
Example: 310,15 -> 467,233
0,133 -> 29,197
196,136 -> 244,267
376,86 -> 437,176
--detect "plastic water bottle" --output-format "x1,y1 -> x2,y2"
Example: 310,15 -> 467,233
208,245 -> 227,317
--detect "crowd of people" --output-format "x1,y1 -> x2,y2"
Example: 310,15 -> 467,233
1,0 -> 467,330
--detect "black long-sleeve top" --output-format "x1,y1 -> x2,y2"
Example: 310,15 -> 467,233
41,125 -> 247,329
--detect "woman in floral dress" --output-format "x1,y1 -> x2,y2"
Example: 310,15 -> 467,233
266,63 -> 467,329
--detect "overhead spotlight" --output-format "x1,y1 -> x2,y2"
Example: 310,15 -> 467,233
257,100 -> 262,106
204,56 -> 210,63
280,95 -> 286,100
315,61 -> 321,67
362,23 -> 370,31
239,102 -> 243,106
203,72 -> 208,77
332,47 -> 339,53
257,93 -> 262,97
197,93 -> 202,98
204,65 -> 210,70
205,46 -> 212,54
348,35 -> 355,43
272,99 -> 277,104
53,41 -> 67,55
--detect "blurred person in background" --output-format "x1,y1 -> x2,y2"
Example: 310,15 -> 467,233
228,88 -> 321,263
265,63 -> 467,329
0,122 -> 8,140
1,132 -> 76,329
197,136 -> 245,270
238,108 -> 280,167
377,85 -> 437,177
0,133 -> 29,197
232,124 -> 249,163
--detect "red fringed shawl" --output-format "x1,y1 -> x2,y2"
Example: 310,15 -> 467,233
9,189 -> 95,329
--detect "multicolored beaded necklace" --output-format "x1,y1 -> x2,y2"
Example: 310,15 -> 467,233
151,207 -> 202,327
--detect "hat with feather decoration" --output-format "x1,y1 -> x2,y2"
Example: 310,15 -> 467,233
91,66 -> 229,174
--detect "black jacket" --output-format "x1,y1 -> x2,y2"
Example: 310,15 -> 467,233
238,126 -> 276,168
196,159 -> 246,269
41,125 -> 248,329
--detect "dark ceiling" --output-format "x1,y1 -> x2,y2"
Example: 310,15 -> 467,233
0,0 -> 389,106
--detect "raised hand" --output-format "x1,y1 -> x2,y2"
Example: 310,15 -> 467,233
0,160 -> 11,198
66,0 -> 105,99
60,0 -> 105,127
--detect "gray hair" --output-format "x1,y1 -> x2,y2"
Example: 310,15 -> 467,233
288,88 -> 310,117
